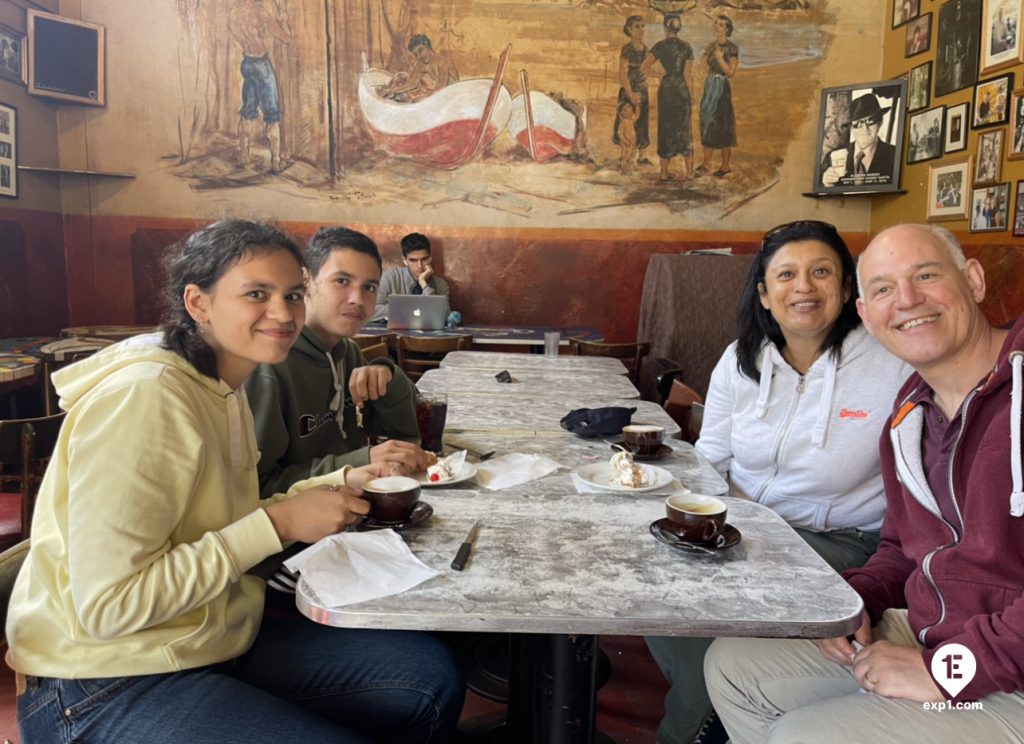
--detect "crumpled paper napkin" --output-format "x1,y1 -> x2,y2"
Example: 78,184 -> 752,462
472,453 -> 562,490
284,529 -> 439,608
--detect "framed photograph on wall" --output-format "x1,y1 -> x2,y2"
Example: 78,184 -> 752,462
980,0 -> 1024,73
905,13 -> 933,56
909,61 -> 932,111
894,0 -> 921,28
812,79 -> 906,195
935,0 -> 982,97
927,157 -> 971,221
1009,88 -> 1024,158
945,102 -> 970,152
973,72 -> 1013,127
1013,179 -> 1024,235
974,128 -> 1005,183
0,102 -> 17,199
0,23 -> 25,85
969,182 -> 1010,230
908,106 -> 945,163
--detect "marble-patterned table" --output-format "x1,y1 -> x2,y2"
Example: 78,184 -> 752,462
444,393 -> 679,437
440,350 -> 628,375
298,437 -> 861,743
298,488 -> 861,638
417,367 -> 640,400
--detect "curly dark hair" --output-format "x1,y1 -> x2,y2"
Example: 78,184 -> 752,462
160,220 -> 303,380
735,221 -> 860,380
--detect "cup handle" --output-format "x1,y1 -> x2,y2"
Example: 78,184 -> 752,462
701,519 -> 722,542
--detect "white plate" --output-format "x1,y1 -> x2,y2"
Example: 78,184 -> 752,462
415,462 -> 478,487
574,462 -> 674,493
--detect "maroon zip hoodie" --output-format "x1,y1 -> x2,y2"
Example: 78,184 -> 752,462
843,315 -> 1024,702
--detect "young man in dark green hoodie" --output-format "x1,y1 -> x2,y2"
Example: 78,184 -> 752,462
245,226 -> 432,499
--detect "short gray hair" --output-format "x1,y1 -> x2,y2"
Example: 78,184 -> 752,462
857,223 -> 967,295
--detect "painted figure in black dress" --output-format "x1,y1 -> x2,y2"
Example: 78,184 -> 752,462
643,14 -> 695,181
613,15 -> 652,168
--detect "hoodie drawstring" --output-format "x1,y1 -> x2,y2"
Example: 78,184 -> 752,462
226,391 -> 243,467
1010,352 -> 1023,517
812,356 -> 838,448
325,351 -> 347,438
755,350 -> 774,419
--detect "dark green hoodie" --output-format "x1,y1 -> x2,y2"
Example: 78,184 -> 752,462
245,327 -> 419,498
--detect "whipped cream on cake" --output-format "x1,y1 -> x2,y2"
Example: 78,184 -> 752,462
426,450 -> 467,483
610,449 -> 649,488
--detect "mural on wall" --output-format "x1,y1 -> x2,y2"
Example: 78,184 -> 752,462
164,0 -> 833,224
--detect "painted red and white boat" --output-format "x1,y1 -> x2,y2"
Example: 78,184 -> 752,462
507,70 -> 578,162
357,45 -> 513,170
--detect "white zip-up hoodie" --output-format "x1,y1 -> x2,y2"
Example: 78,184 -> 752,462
697,326 -> 911,532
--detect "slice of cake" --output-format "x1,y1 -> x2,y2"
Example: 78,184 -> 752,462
610,449 -> 649,488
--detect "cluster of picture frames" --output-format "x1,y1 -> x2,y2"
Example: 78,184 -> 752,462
898,0 -> 1024,233
0,10 -> 106,199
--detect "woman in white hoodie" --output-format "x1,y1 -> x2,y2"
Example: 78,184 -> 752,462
647,220 -> 909,744
8,220 -> 464,743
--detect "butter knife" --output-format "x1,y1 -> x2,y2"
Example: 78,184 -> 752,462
451,521 -> 482,571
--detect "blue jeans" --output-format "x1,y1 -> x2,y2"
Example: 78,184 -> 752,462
17,616 -> 465,743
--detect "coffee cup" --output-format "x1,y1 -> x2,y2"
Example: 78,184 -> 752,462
829,149 -> 847,172
665,493 -> 727,543
363,476 -> 421,523
622,424 -> 665,455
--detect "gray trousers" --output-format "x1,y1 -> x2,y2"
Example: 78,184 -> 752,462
645,527 -> 880,744
705,609 -> 1024,744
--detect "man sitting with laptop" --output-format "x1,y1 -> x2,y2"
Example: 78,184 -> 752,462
371,232 -> 450,321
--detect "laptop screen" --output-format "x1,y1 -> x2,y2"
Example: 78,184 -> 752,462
386,294 -> 450,330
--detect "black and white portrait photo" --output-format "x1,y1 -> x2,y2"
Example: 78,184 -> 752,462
908,106 -> 945,163
935,0 -> 982,97
814,81 -> 905,194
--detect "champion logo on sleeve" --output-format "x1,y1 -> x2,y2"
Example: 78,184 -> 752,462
838,408 -> 869,420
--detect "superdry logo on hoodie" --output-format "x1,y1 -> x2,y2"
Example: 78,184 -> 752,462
299,411 -> 336,437
839,408 -> 869,420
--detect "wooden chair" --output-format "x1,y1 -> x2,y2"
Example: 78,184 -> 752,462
0,413 -> 65,549
567,338 -> 652,386
360,342 -> 391,362
688,402 -> 705,444
0,539 -> 29,640
662,380 -> 704,444
353,333 -> 392,350
391,334 -> 473,382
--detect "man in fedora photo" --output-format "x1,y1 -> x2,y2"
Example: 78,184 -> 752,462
821,93 -> 898,188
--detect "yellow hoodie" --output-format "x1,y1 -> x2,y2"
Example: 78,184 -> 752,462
7,334 -> 297,678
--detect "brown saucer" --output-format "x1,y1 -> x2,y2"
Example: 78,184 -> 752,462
609,442 -> 673,462
649,518 -> 741,554
359,501 -> 433,531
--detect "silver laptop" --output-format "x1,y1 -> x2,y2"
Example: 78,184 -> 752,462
387,294 -> 449,331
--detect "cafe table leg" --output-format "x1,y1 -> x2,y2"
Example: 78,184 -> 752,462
504,633 -> 611,744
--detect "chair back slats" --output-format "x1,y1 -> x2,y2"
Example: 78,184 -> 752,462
567,338 -> 652,386
354,334 -> 393,350
392,335 -> 473,381
360,342 -> 391,362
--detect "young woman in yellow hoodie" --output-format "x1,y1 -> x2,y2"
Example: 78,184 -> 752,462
6,220 -> 464,743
